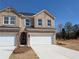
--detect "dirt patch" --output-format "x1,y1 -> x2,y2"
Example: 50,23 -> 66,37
57,39 -> 79,51
9,46 -> 39,59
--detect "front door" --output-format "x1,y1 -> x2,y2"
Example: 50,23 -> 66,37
20,32 -> 27,45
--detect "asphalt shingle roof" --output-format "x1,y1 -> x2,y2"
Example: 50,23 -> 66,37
19,12 -> 35,16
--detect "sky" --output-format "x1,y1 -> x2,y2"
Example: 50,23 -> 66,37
0,0 -> 79,29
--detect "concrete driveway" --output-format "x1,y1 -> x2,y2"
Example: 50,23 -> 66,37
31,45 -> 79,59
0,46 -> 15,59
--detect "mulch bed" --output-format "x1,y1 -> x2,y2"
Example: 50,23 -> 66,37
13,46 -> 31,54
9,46 -> 39,59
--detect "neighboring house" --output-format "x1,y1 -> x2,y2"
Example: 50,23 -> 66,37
0,7 -> 56,46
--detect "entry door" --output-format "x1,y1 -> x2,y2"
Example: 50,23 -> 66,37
20,32 -> 27,45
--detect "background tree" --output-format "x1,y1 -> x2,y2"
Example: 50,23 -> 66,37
57,23 -> 62,39
73,24 -> 79,39
56,21 -> 79,40
64,22 -> 73,39
76,30 -> 79,38
61,28 -> 66,40
76,25 -> 79,38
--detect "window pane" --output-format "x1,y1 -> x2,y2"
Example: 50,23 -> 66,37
11,16 -> 15,21
10,16 -> 15,24
26,19 -> 31,27
48,20 -> 51,26
4,21 -> 8,24
10,21 -> 15,24
26,19 -> 29,22
26,23 -> 29,25
4,16 -> 9,21
38,19 -> 42,25
4,16 -> 9,24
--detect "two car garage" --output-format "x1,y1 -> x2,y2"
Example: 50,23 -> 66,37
0,33 -> 55,46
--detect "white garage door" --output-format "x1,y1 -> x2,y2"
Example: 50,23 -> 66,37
30,36 -> 52,44
0,36 -> 15,46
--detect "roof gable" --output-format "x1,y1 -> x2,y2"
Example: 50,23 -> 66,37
0,7 -> 21,17
0,7 -> 16,13
33,9 -> 55,19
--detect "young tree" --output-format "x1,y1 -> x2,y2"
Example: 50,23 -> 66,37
62,28 -> 66,40
56,24 -> 62,39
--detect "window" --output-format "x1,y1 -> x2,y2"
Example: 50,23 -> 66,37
4,17 -> 9,24
48,20 -> 51,27
26,19 -> 31,27
38,19 -> 42,26
4,16 -> 15,25
10,16 -> 15,24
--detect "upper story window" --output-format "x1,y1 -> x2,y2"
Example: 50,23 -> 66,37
4,16 -> 15,25
26,19 -> 31,27
48,20 -> 51,27
38,19 -> 42,26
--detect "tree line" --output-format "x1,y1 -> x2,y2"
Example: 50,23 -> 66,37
56,22 -> 79,40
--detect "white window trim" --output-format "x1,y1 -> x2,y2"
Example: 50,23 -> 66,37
38,19 -> 42,26
24,18 -> 31,27
24,19 -> 26,27
3,16 -> 15,25
47,20 -> 51,27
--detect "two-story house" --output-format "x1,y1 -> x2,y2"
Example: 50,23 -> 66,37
0,7 -> 56,47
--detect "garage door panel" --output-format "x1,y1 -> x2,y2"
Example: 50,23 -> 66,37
30,36 -> 52,44
0,36 -> 15,46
